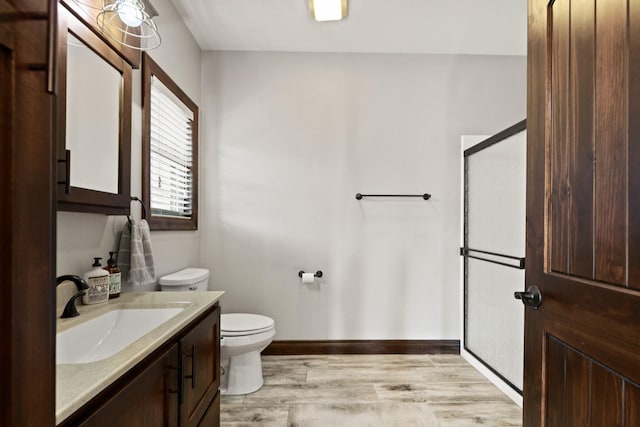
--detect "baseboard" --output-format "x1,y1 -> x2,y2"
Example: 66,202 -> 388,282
263,340 -> 460,355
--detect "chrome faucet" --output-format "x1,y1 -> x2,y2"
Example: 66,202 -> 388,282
56,275 -> 89,318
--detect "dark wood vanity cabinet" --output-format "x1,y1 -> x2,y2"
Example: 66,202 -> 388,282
62,304 -> 221,427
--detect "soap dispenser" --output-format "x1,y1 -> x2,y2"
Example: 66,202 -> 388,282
104,252 -> 121,299
82,257 -> 110,305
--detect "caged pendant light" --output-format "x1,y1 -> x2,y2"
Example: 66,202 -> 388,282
96,0 -> 161,50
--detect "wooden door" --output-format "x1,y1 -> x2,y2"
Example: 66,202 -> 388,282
0,0 -> 56,425
526,0 -> 640,425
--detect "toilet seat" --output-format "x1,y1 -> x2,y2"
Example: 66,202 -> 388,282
221,313 -> 275,337
222,326 -> 274,337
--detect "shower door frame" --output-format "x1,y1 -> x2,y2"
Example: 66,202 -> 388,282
461,119 -> 526,396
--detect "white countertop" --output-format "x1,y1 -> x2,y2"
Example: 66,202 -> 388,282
55,291 -> 224,425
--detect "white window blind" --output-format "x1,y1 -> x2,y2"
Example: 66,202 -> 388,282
150,76 -> 194,218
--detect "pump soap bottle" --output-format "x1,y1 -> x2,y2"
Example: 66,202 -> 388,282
104,252 -> 121,299
83,257 -> 110,305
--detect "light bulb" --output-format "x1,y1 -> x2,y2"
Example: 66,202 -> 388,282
311,0 -> 346,22
117,0 -> 143,27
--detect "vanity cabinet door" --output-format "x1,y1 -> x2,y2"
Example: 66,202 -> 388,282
78,344 -> 179,427
180,306 -> 221,427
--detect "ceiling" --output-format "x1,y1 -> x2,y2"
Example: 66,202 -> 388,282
168,0 -> 527,56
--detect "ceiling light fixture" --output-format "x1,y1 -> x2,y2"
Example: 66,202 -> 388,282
97,0 -> 161,50
309,0 -> 348,22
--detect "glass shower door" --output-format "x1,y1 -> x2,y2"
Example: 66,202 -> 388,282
462,121 -> 526,393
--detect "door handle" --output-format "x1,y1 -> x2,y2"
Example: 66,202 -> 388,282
514,285 -> 542,309
57,149 -> 71,194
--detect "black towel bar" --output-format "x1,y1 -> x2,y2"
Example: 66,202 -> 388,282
459,247 -> 525,270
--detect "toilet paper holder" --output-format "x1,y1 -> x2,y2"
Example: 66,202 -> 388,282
298,270 -> 323,278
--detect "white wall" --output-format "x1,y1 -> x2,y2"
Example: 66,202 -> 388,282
200,51 -> 526,340
57,0 -> 202,288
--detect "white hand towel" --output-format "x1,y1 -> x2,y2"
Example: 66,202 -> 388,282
118,219 -> 156,287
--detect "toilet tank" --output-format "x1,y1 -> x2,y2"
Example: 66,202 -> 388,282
159,268 -> 209,292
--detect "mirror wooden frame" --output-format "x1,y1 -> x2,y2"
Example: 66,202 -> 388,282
60,0 -> 141,68
56,5 -> 132,215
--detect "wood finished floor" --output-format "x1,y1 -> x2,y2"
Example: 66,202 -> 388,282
220,355 -> 522,426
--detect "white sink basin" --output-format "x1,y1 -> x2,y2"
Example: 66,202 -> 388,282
57,308 -> 183,364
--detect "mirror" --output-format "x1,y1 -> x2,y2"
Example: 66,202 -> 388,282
57,6 -> 132,214
66,33 -> 120,194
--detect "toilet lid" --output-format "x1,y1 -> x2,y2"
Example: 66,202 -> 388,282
221,313 -> 274,336
159,268 -> 209,286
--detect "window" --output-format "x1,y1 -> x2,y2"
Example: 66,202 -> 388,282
142,53 -> 198,230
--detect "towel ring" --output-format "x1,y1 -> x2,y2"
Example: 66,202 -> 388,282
127,197 -> 147,227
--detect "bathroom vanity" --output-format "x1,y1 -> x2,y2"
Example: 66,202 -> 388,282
56,291 -> 224,426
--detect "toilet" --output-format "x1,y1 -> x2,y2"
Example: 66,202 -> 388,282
158,268 -> 275,395
220,313 -> 275,395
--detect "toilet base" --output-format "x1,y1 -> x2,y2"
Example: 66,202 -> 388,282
220,351 -> 264,395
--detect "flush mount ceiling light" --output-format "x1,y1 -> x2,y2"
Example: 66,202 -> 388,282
97,0 -> 161,50
309,0 -> 348,22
